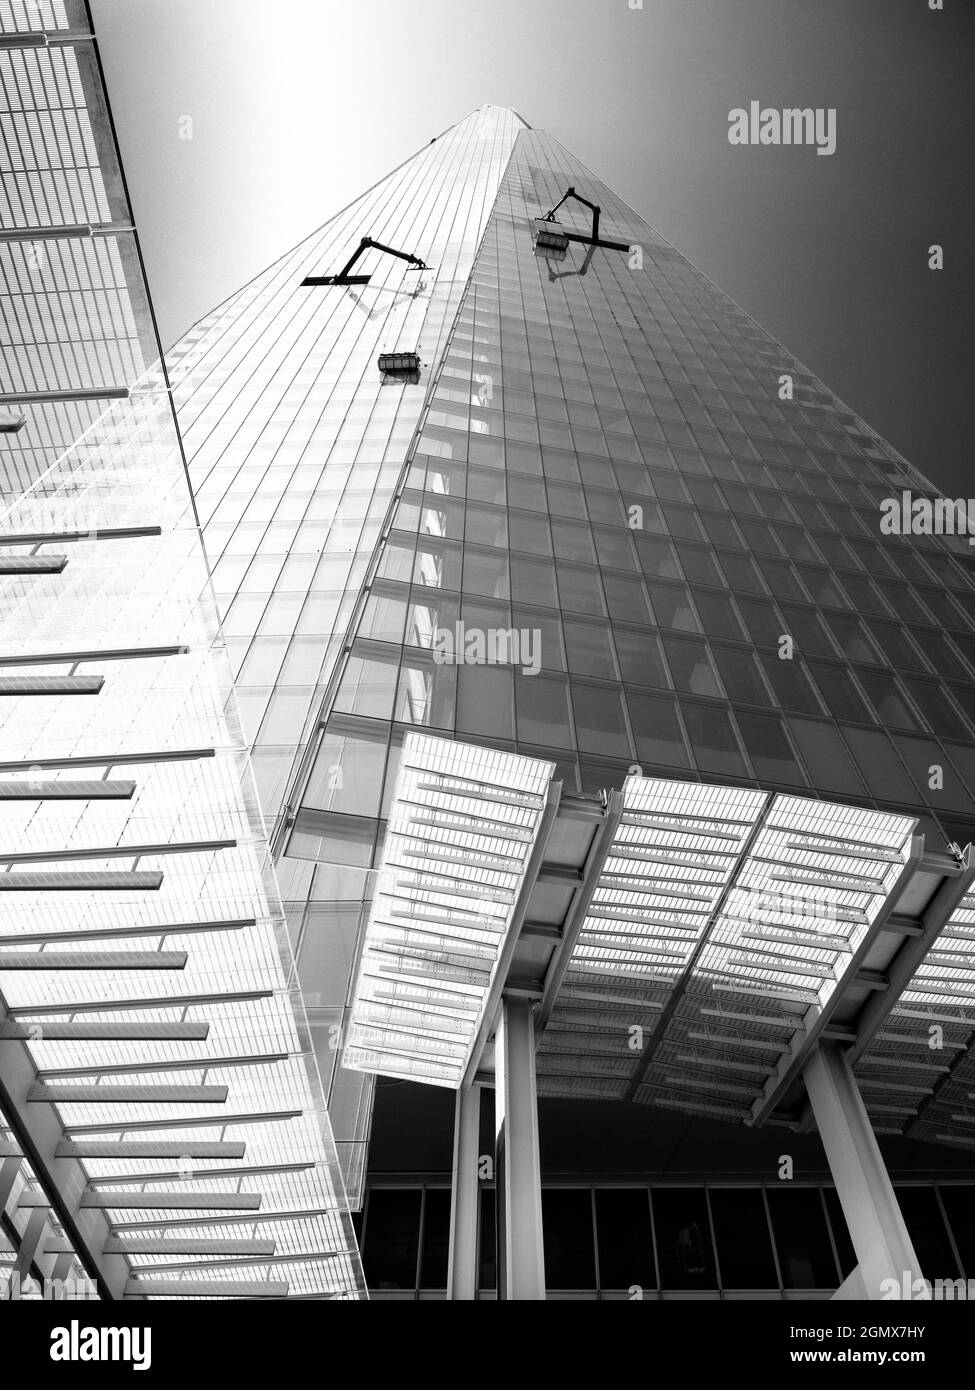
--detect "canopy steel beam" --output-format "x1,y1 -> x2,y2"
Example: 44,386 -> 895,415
0,780 -> 135,800
58,1141 -> 245,1160
123,1277 -> 286,1297
0,951 -> 187,971
28,1084 -> 229,1104
1,1021 -> 208,1042
107,1237 -> 274,1256
0,991 -> 132,1300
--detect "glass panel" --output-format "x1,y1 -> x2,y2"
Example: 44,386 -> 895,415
738,597 -> 784,647
822,1188 -> 857,1280
649,583 -> 698,632
571,684 -> 632,758
651,1188 -> 718,1290
767,1189 -> 838,1289
712,647 -> 772,706
557,564 -> 606,616
595,1189 -> 657,1290
787,720 -> 867,796
840,727 -> 918,803
894,1188 -> 961,1281
479,1188 -> 497,1291
604,573 -> 653,626
542,1189 -> 596,1290
807,662 -> 872,722
682,704 -> 748,777
564,619 -> 618,678
939,1188 -> 975,1278
515,673 -> 573,747
456,665 -> 514,739
363,1189 -> 421,1290
709,1189 -> 778,1289
419,1189 -> 451,1289
736,712 -> 804,784
693,590 -> 746,640
858,671 -> 921,730
664,636 -> 721,696
304,721 -> 388,818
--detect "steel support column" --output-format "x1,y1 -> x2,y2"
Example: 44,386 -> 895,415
804,1042 -> 923,1300
447,1082 -> 481,1300
494,995 -> 545,1300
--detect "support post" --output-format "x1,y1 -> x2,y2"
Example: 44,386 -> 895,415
447,1082 -> 480,1300
804,1043 -> 924,1300
494,995 -> 545,1300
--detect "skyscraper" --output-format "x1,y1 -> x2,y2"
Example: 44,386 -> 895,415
159,104 -> 975,1299
5,2 -> 975,1299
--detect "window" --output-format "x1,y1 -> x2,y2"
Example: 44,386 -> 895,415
939,1188 -> 975,1277
649,582 -> 698,632
628,694 -> 691,768
652,1188 -> 717,1289
510,555 -> 556,608
737,597 -> 783,647
635,535 -> 680,577
515,673 -> 573,747
693,590 -> 746,640
893,735 -> 972,812
552,519 -> 596,563
902,679 -> 970,740
664,636 -> 721,697
571,683 -> 632,758
780,607 -> 837,659
895,1188 -> 960,1281
603,573 -> 653,626
595,1190 -> 656,1290
542,1190 -> 596,1289
463,548 -> 509,599
682,703 -> 748,777
824,614 -> 880,664
709,1189 -> 778,1289
676,544 -> 724,586
870,622 -> 930,673
479,1188 -> 496,1290
419,1190 -> 451,1289
737,713 -> 804,784
563,620 -> 617,678
615,630 -> 669,688
840,727 -> 917,803
718,552 -> 766,594
508,511 -> 553,555
767,1189 -> 838,1289
858,671 -> 920,730
557,564 -> 606,616
712,647 -> 772,706
786,720 -> 866,796
363,1190 -> 421,1290
807,662 -> 872,723
457,665 -> 514,739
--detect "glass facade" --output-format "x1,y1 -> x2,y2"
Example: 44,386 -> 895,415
255,117 -> 975,1182
0,0 -> 159,497
299,126 -> 975,859
0,2 -> 364,1299
167,107 -> 525,1197
357,1179 -> 975,1300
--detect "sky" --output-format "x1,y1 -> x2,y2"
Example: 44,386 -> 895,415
90,0 -> 974,493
